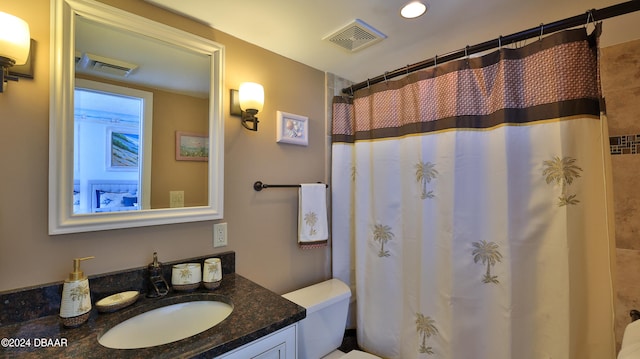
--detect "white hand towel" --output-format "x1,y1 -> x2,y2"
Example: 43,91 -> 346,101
298,184 -> 328,249
619,320 -> 640,359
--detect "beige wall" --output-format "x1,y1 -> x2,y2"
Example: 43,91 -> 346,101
0,0 -> 329,294
601,38 -> 640,351
149,89 -> 209,208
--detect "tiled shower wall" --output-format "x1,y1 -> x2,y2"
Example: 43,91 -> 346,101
601,37 -> 640,350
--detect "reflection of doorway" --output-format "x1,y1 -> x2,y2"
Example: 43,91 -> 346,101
73,79 -> 153,214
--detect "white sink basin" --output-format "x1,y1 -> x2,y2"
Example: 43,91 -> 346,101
98,300 -> 233,349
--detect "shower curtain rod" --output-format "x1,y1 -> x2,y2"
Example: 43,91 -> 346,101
341,0 -> 640,95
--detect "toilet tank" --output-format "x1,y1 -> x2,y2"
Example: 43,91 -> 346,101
282,279 -> 351,359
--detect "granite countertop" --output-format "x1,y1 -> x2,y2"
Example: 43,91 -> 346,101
0,273 -> 306,358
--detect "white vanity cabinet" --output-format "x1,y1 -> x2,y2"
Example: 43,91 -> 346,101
216,323 -> 297,359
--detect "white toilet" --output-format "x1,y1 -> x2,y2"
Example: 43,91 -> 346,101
282,278 -> 380,359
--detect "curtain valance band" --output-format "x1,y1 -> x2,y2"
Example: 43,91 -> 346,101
332,26 -> 602,143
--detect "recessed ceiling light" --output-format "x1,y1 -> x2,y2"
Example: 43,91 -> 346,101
401,1 -> 427,19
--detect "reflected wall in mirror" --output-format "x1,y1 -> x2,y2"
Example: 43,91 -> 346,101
50,0 -> 224,234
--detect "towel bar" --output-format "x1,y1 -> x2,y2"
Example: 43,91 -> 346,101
253,181 -> 328,192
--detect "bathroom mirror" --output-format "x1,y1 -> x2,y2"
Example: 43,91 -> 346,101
50,0 -> 224,234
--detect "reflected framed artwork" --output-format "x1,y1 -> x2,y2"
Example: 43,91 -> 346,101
107,127 -> 139,171
176,131 -> 209,161
276,111 -> 308,146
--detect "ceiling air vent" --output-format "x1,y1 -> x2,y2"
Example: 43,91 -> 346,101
76,53 -> 138,77
324,19 -> 386,52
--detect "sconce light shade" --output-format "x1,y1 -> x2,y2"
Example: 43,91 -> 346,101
238,82 -> 264,112
235,82 -> 264,131
0,11 -> 31,93
0,11 -> 31,66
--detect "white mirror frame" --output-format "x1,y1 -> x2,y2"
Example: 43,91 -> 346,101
49,0 -> 225,234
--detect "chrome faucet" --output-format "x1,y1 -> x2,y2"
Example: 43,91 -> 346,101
147,252 -> 169,298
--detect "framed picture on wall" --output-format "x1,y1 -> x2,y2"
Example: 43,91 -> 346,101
107,127 -> 139,171
176,131 -> 209,161
276,111 -> 309,146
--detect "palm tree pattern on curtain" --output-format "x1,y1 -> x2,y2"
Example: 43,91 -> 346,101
542,156 -> 583,206
416,313 -> 439,355
372,223 -> 394,257
472,240 -> 503,284
415,161 -> 438,199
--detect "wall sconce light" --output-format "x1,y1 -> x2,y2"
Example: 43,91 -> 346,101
230,82 -> 264,131
0,11 -> 31,93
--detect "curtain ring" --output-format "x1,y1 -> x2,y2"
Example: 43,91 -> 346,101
406,64 -> 410,75
349,86 -> 354,96
539,23 -> 544,41
434,55 -> 437,67
366,78 -> 370,88
464,46 -> 470,66
498,36 -> 502,50
585,10 -> 595,29
383,71 -> 389,84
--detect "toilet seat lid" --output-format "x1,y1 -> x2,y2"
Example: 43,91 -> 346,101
342,350 -> 381,359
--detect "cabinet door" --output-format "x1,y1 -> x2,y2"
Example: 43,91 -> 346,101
253,342 -> 286,359
216,324 -> 297,358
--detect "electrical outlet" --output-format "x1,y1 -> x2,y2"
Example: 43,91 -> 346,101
213,222 -> 227,247
169,191 -> 184,208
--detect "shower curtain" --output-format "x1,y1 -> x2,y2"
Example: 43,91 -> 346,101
331,26 -> 615,359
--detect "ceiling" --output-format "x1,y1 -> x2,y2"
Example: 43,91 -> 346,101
75,15 -> 211,98
146,0 -> 640,85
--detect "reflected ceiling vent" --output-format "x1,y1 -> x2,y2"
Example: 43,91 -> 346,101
323,19 -> 386,52
76,52 -> 138,77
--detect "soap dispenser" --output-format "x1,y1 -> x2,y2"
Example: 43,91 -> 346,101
59,256 -> 94,328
